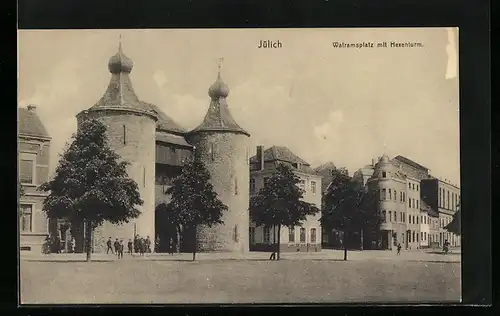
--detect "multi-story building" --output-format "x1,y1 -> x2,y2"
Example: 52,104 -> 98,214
421,177 -> 461,248
366,154 -> 409,250
249,145 -> 322,252
18,105 -> 52,253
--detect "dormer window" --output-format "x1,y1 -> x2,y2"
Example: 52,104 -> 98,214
382,171 -> 387,178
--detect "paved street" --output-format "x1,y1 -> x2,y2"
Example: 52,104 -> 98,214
20,249 -> 460,304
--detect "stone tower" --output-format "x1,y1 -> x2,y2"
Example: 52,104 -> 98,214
76,42 -> 158,252
186,69 -> 251,253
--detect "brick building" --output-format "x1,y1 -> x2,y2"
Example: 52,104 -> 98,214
73,43 -> 250,253
249,146 -> 322,253
18,105 -> 52,253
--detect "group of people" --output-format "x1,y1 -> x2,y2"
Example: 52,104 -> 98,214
395,239 -> 451,255
106,237 -> 126,258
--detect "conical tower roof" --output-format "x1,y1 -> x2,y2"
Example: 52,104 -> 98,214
83,39 -> 157,119
189,72 -> 249,136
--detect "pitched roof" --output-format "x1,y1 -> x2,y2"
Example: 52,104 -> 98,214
250,145 -> 310,166
314,161 -> 337,172
393,155 -> 428,171
18,107 -> 50,138
143,102 -> 187,134
155,132 -> 192,147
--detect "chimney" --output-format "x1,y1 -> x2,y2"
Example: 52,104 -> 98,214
256,146 -> 264,171
27,104 -> 36,112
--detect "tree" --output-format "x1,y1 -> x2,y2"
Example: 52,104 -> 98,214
321,167 -> 380,260
164,154 -> 227,261
38,119 -> 143,262
250,163 -> 320,261
445,203 -> 461,236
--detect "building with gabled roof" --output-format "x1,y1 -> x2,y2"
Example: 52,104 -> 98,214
18,105 -> 53,253
249,145 -> 322,253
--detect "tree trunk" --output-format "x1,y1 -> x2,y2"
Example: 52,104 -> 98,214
360,228 -> 364,251
277,225 -> 281,261
85,220 -> 93,262
192,225 -> 197,261
343,228 -> 348,261
176,225 -> 181,253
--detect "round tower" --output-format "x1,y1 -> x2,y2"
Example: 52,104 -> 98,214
76,42 -> 158,252
186,70 -> 251,253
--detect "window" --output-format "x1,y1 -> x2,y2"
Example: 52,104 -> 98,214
299,179 -> 306,190
250,178 -> 256,193
289,227 -> 295,242
382,211 -> 386,223
19,159 -> 34,184
412,183 -> 415,190
394,212 -> 397,222
234,177 -> 238,195
210,143 -> 215,160
382,171 -> 387,178
409,183 -> 411,189
311,181 -> 316,194
424,232 -> 427,240
447,191 -> 450,209
249,227 -> 255,244
439,188 -> 442,207
416,200 -> 419,209
233,225 -> 239,242
388,211 -> 392,222
400,192 -> 402,202
300,228 -> 306,242
403,193 -> 406,202
416,184 -> 419,191
421,216 -> 423,224
264,226 -> 271,243
400,212 -> 403,222
394,190 -> 397,201
403,213 -> 406,223
409,199 -> 411,208
310,228 -> 317,243
123,125 -> 126,144
389,189 -> 392,200
412,231 -> 415,242
416,216 -> 419,224
263,177 -> 269,188
417,233 -> 419,242
421,232 -> 423,240
19,204 -> 33,232
382,189 -> 386,200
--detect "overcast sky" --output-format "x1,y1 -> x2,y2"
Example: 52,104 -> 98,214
18,28 -> 460,185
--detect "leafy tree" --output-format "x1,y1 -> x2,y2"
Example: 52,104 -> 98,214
164,154 -> 227,261
445,203 -> 461,236
321,167 -> 380,260
39,119 -> 143,262
250,163 -> 320,261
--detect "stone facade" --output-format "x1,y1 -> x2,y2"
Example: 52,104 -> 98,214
77,110 -> 157,252
187,132 -> 250,253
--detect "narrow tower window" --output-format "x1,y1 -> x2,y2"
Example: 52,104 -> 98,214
143,166 -> 146,188
234,225 -> 239,242
234,177 -> 238,195
123,125 -> 126,145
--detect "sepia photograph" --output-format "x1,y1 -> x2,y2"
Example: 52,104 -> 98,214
18,28 -> 461,304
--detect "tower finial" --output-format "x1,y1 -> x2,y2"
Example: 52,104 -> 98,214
119,34 -> 123,51
217,57 -> 224,77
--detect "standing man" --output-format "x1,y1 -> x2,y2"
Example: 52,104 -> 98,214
106,237 -> 114,254
397,243 -> 402,255
118,240 -> 124,259
114,238 -> 120,256
145,236 -> 152,254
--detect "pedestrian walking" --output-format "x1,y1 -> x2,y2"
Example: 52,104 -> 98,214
396,243 -> 402,255
70,237 -> 76,253
168,238 -> 174,255
127,239 -> 133,255
134,235 -> 139,254
106,237 -> 114,254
